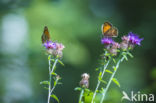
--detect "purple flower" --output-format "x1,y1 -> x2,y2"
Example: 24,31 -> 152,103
128,32 -> 143,45
101,37 -> 114,45
43,41 -> 57,49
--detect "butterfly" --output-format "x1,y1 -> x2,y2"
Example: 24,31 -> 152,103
101,22 -> 118,37
41,26 -> 51,43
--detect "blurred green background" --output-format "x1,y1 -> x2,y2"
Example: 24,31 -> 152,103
0,0 -> 156,103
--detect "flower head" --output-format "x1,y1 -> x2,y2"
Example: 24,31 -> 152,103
101,37 -> 114,45
79,73 -> 90,88
43,41 -> 65,57
128,32 -> 143,46
56,43 -> 65,51
109,42 -> 120,56
43,41 -> 57,49
120,32 -> 143,50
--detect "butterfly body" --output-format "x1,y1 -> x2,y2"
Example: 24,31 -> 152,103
101,22 -> 118,37
42,26 -> 51,43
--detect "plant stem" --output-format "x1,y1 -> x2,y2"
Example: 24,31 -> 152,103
78,89 -> 84,103
47,56 -> 58,103
50,77 -> 59,94
91,58 -> 111,103
100,55 -> 125,103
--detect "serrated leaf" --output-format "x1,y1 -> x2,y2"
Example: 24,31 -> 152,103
127,52 -> 133,58
51,94 -> 59,103
51,72 -> 57,76
58,60 -> 64,66
112,78 -> 120,87
105,69 -> 113,74
74,87 -> 82,91
40,81 -> 49,85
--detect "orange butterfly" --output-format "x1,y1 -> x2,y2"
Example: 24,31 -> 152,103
41,26 -> 51,43
101,22 -> 118,37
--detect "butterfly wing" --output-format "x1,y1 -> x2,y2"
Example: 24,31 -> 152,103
105,27 -> 118,37
102,22 -> 112,34
41,26 -> 51,43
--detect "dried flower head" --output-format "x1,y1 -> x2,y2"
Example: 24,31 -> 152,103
80,73 -> 90,88
109,42 -> 120,56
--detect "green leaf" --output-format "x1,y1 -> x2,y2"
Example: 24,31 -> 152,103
51,59 -> 55,62
105,53 -> 110,56
105,69 -> 113,74
54,81 -> 57,87
99,72 -> 102,77
123,55 -> 128,61
58,60 -> 64,66
51,94 -> 59,103
113,66 -> 117,71
43,87 -> 49,90
48,55 -> 51,60
127,52 -> 134,58
51,72 -> 57,76
95,68 -> 99,71
74,87 -> 82,91
85,88 -> 90,92
40,81 -> 49,85
98,72 -> 102,80
57,82 -> 62,85
112,78 -> 120,87
112,58 -> 116,63
122,52 -> 127,55
99,79 -> 107,84
117,49 -> 120,52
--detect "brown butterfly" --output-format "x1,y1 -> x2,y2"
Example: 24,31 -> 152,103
41,26 -> 51,43
101,22 -> 118,37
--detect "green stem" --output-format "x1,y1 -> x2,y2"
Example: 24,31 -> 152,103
50,78 -> 59,94
47,56 -> 58,103
100,55 -> 125,103
78,89 -> 84,103
91,58 -> 111,103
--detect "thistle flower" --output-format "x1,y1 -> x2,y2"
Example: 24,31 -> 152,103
120,32 -> 143,50
43,41 -> 65,57
101,37 -> 115,50
101,37 -> 114,45
79,73 -> 90,88
43,41 -> 57,49
109,42 -> 120,56
128,32 -> 143,46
